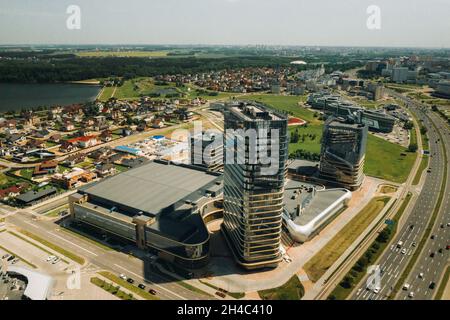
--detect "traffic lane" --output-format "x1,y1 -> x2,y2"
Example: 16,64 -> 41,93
354,106 -> 445,300
6,213 -> 207,300
398,116 -> 450,300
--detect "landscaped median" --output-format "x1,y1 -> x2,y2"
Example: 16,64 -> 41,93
327,192 -> 412,300
258,276 -> 304,300
98,271 -> 159,300
0,244 -> 37,269
12,229 -> 85,265
90,277 -> 136,300
413,156 -> 429,185
435,266 -> 450,300
304,196 -> 391,283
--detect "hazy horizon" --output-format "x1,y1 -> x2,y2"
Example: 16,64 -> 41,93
1,0 -> 450,48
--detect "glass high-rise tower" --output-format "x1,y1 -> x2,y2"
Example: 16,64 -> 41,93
319,117 -> 368,190
222,101 -> 288,270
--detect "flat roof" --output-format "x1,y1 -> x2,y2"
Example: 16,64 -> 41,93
80,161 -> 220,216
284,179 -> 349,226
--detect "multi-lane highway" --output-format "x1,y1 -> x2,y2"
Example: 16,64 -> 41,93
395,96 -> 450,300
352,91 -> 450,300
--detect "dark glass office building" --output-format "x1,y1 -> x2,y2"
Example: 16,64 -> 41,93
319,118 -> 368,190
222,101 -> 288,270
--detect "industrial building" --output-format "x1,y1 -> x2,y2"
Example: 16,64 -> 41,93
69,160 -> 223,269
222,101 -> 288,270
319,118 -> 368,191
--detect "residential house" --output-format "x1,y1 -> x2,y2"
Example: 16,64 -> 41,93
95,163 -> 116,178
64,153 -> 86,167
33,160 -> 59,176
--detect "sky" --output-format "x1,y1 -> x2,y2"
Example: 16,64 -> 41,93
0,0 -> 449,47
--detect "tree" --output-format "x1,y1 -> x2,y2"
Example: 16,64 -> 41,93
408,143 -> 418,153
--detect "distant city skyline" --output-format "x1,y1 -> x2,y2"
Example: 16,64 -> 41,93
1,0 -> 450,48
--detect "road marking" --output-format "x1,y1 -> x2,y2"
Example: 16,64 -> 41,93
23,220 -> 40,229
113,264 -> 187,300
46,231 -> 97,256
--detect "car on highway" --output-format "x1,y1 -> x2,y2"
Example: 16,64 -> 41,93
138,284 -> 146,290
447,222 -> 450,227
149,289 -> 157,295
430,252 -> 435,258
119,274 -> 127,280
403,283 -> 410,291
440,224 -> 445,229
429,282 -> 436,290
127,278 -> 135,284
408,292 -> 414,298
438,248 -> 443,254
418,273 -> 424,279
446,245 -> 450,250
430,235 -> 436,240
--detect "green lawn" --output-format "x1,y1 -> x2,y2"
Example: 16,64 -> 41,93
365,134 -> 416,183
304,196 -> 391,282
288,124 -> 323,154
248,94 -> 317,123
413,156 -> 429,185
258,276 -> 304,300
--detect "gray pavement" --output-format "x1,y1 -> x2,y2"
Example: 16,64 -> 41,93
352,90 -> 450,300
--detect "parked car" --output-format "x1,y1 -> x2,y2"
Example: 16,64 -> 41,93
215,291 -> 226,298
7,255 -> 15,262
11,258 -> 19,264
2,254 -> 10,260
46,255 -> 56,262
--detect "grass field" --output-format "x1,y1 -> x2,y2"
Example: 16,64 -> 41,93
304,196 -> 391,282
365,134 -> 416,183
258,276 -> 304,300
248,94 -> 317,123
76,50 -> 169,58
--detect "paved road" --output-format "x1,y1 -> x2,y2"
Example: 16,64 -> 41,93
352,91 -> 449,300
394,96 -> 450,300
5,211 -> 210,300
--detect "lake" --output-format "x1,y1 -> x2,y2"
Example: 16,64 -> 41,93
0,83 -> 102,112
